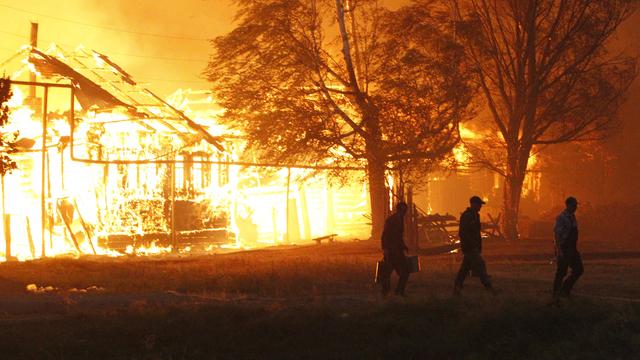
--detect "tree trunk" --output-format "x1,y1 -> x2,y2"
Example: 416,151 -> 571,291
502,173 -> 524,242
336,0 -> 387,240
366,154 -> 388,242
501,145 -> 530,241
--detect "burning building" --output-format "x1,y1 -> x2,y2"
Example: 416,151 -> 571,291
0,44 -> 371,262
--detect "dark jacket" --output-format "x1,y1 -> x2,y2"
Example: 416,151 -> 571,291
554,210 -> 578,252
381,212 -> 407,253
459,208 -> 482,254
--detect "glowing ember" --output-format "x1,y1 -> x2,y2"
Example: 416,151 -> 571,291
124,241 -> 173,256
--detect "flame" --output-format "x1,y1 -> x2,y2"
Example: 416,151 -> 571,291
522,148 -> 541,200
527,151 -> 538,169
0,86 -> 124,261
0,44 -> 373,262
453,124 -> 478,165
124,241 -> 172,256
1,81 -> 372,262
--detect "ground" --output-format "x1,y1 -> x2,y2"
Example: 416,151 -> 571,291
1,239 -> 639,359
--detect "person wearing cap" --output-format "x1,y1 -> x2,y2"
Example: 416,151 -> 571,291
379,202 -> 410,297
453,196 -> 495,296
552,196 -> 583,298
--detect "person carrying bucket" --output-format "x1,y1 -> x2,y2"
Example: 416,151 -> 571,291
379,202 -> 410,297
453,196 -> 497,296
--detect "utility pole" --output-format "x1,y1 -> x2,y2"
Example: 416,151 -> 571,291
27,22 -> 42,115
29,22 -> 38,97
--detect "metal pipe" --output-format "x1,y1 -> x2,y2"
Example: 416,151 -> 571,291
68,156 -> 366,171
9,80 -> 72,88
14,77 -> 364,172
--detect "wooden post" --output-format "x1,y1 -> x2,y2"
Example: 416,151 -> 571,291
40,86 -> 48,258
170,162 -> 177,251
406,186 -> 414,253
2,174 -> 9,260
184,154 -> 192,196
3,214 -> 10,260
326,177 -> 335,235
406,186 -> 420,252
26,216 -> 35,259
299,185 -> 311,241
74,199 -> 96,255
48,204 -> 53,250
103,164 -> 109,214
271,206 -> 278,243
60,147 -> 64,190
1,174 -> 8,260
69,86 -> 75,159
413,204 -> 420,251
46,150 -> 53,249
285,167 -> 291,244
57,201 -> 81,254
29,23 -> 38,98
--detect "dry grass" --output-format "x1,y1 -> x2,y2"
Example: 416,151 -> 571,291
0,239 -> 639,359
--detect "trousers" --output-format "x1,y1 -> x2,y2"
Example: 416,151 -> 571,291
380,251 -> 409,296
454,252 -> 492,290
553,250 -> 583,296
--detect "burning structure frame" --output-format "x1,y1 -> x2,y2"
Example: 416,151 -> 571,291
1,44 -> 373,261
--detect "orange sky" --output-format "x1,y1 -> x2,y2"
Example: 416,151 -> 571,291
0,0 -> 236,95
1,0 -> 637,97
0,1 -> 417,96
1,0 -> 639,198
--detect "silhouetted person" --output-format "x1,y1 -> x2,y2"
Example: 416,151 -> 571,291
379,202 -> 410,297
553,196 -> 583,298
454,196 -> 494,296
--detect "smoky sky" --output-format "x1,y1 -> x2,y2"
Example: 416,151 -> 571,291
0,0 -> 236,95
1,1 -> 637,94
1,0 -> 639,202
0,1 -> 638,159
0,0 -> 418,95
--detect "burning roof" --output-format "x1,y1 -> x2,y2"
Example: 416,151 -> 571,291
0,43 -> 373,263
1,44 -> 224,151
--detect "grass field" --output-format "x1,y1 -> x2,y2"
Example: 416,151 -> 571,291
1,239 -> 639,359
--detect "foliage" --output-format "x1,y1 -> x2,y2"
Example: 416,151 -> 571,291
0,77 -> 17,176
453,0 -> 638,240
206,0 -> 472,170
206,0 -> 475,238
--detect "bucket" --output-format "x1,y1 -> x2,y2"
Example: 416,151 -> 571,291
406,255 -> 421,273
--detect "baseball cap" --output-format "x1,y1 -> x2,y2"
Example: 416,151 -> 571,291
565,196 -> 578,206
470,196 -> 486,205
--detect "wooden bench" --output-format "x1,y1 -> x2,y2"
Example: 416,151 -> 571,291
312,234 -> 338,245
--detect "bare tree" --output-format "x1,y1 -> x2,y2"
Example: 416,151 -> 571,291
453,0 -> 637,240
205,0 -> 473,239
